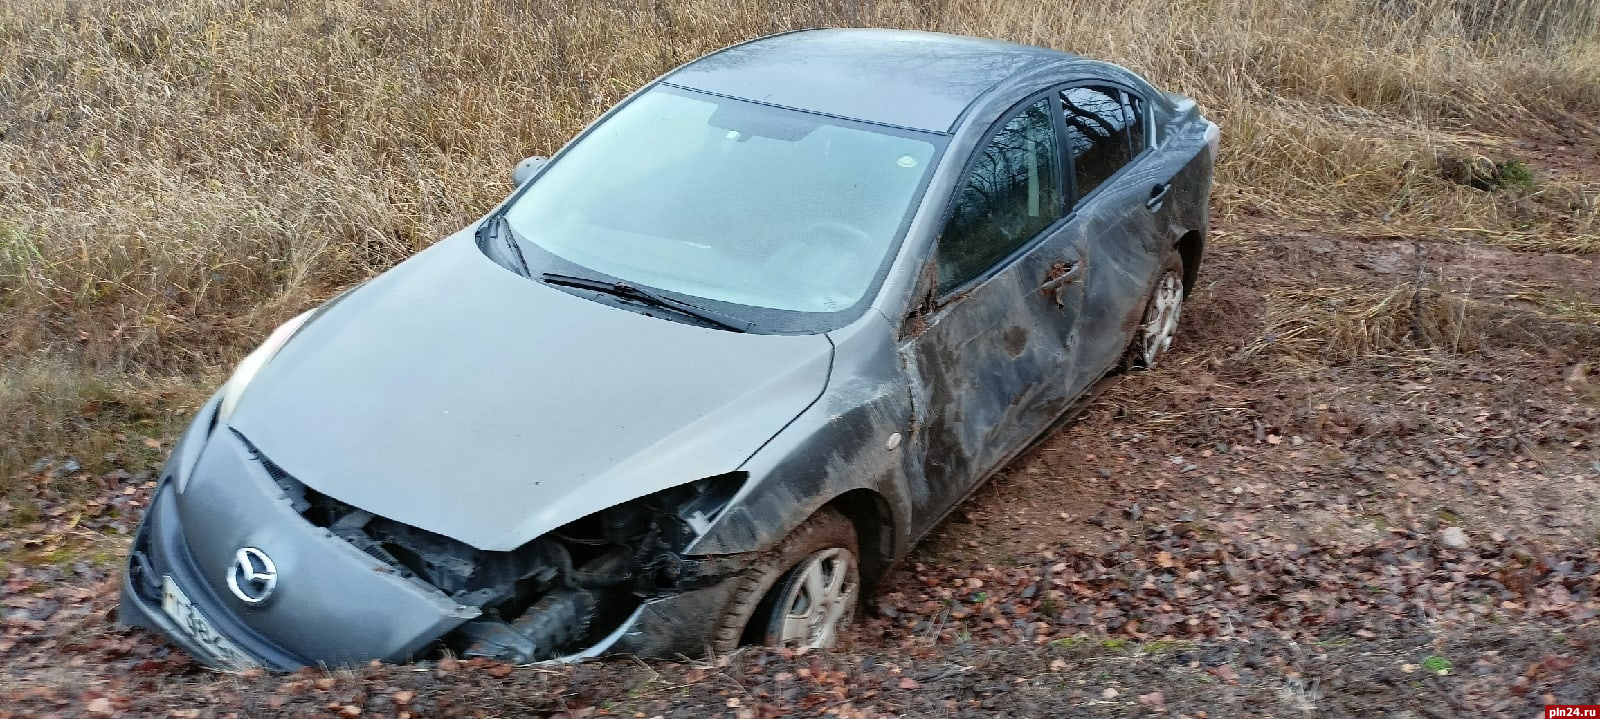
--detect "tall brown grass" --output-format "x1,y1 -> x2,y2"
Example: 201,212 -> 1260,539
1241,281 -> 1600,371
1,0 -> 1598,478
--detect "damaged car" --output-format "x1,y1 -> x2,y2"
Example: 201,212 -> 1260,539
120,28 -> 1218,670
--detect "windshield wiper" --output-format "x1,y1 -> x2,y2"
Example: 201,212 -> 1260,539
539,272 -> 752,332
476,213 -> 529,276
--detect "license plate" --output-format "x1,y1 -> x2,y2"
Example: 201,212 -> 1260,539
161,576 -> 259,670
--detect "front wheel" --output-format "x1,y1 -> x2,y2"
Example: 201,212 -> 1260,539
758,546 -> 859,648
712,508 -> 860,653
1123,254 -> 1186,370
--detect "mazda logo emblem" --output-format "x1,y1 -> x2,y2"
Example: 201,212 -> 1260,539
227,547 -> 278,606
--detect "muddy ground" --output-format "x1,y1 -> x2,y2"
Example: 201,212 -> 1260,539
4,217 -> 1600,714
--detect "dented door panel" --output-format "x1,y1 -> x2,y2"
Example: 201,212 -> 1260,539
892,76 -> 1214,545
1078,112 -> 1214,364
1072,170 -> 1176,375
899,226 -> 1090,541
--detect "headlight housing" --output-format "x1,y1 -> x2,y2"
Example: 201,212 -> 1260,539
216,310 -> 316,423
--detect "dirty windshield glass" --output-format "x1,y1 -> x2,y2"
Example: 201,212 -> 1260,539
503,87 -> 939,316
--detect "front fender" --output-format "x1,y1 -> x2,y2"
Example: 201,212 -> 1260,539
688,312 -> 913,570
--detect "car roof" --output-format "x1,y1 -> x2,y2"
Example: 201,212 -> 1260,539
662,28 -> 1074,133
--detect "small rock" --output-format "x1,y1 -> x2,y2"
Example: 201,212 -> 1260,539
1438,526 -> 1469,549
1102,687 -> 1119,699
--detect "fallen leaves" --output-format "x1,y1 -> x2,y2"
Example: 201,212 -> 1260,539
0,533 -> 1595,717
1137,690 -> 1166,712
871,524 -> 1600,653
1207,665 -> 1239,684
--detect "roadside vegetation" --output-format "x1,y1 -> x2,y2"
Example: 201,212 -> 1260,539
2,0 -> 1598,482
0,1 -> 1597,715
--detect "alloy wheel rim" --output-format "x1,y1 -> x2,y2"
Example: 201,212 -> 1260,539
776,548 -> 859,648
1140,272 -> 1183,367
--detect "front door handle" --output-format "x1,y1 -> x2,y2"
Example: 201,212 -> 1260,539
1146,183 -> 1171,211
1038,260 -> 1083,307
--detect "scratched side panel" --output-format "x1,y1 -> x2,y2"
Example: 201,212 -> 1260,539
1164,109 -> 1217,287
897,221 -> 1092,542
685,68 -> 1215,570
687,311 -> 914,577
1074,105 -> 1214,374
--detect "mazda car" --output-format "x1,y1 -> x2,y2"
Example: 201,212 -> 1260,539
120,27 -> 1218,670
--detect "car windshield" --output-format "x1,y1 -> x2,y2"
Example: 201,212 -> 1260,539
502,87 -> 940,316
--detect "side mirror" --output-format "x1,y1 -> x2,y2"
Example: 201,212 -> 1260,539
512,156 -> 548,186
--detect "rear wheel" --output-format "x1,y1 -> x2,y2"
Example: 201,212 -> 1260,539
1124,253 -> 1185,370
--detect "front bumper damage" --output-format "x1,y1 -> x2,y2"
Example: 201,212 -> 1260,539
121,423 -> 758,670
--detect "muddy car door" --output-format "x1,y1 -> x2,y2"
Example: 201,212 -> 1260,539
1058,84 -> 1187,374
899,95 -> 1092,535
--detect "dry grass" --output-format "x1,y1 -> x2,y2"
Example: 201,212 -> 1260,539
1,0 -> 1599,479
1242,281 -> 1600,368
0,363 -> 214,499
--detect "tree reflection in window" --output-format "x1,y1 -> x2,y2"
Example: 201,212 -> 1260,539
937,99 -> 1060,295
1060,86 -> 1142,200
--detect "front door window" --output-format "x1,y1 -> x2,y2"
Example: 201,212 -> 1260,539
935,98 -> 1062,295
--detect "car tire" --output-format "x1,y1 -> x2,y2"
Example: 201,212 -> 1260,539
711,507 -> 860,653
1122,252 -> 1186,371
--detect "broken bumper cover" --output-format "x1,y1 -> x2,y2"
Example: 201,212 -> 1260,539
120,428 -> 482,670
120,484 -> 303,670
119,425 -> 757,670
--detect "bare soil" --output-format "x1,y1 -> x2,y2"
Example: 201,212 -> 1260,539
926,228 -> 1600,566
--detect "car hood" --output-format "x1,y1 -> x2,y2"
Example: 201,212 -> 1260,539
227,231 -> 833,551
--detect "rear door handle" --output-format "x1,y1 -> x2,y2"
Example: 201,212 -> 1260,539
1146,183 -> 1171,210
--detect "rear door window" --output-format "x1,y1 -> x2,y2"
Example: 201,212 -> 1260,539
1060,86 -> 1144,200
